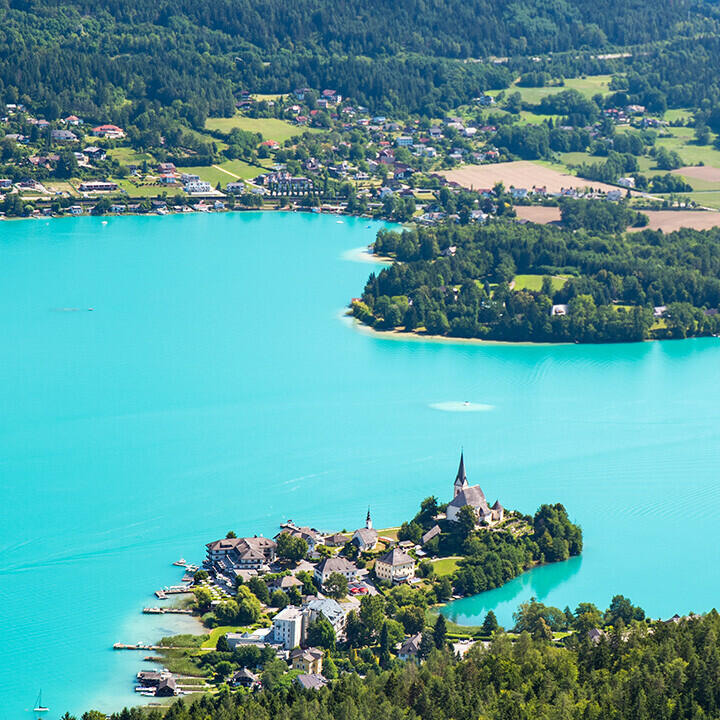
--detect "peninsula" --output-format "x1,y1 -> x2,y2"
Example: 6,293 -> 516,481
130,453 -> 581,699
351,214 -> 720,343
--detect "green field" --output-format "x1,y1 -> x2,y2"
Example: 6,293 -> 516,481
431,557 -> 460,576
107,147 -> 154,165
660,191 -> 720,210
489,74 -> 613,105
205,115 -> 319,142
655,127 -> 720,168
216,159 -> 272,180
513,274 -> 570,292
113,178 -> 165,198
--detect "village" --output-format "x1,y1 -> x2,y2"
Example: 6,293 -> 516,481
0,79 -> 704,228
126,453 -> 538,700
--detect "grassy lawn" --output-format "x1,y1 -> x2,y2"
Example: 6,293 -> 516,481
179,165 -> 233,188
431,557 -> 460,576
488,74 -> 613,106
377,527 -> 400,540
113,178 -> 165,198
216,158 -> 272,180
44,180 -> 80,197
513,274 -> 570,292
655,128 -> 720,168
205,114 -> 320,142
201,625 -> 246,649
661,191 -> 720,210
107,147 -> 154,165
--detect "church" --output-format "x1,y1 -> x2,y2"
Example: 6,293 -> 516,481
446,452 -> 504,525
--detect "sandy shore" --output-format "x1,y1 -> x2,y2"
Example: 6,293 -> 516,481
343,314 -> 564,347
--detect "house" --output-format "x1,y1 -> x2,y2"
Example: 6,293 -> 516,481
398,633 -> 422,661
68,205 -> 83,215
396,136 -> 414,147
446,453 -> 503,525
653,306 -> 667,318
226,182 -> 246,194
225,627 -> 275,650
291,647 -> 323,674
618,177 -> 636,189
551,304 -> 569,316
230,668 -> 260,688
294,87 -> 313,101
324,533 -> 347,547
295,673 -> 328,691
83,146 -> 106,161
78,180 -> 118,192
206,536 -> 276,570
158,162 -> 176,173
304,597 -> 347,637
321,89 -> 342,104
0,179 -> 12,189
276,523 -> 324,552
375,548 -> 415,584
185,180 -> 212,194
51,129 -> 78,142
267,574 -> 304,593
63,115 -> 82,125
137,670 -> 171,688
588,628 -> 605,644
91,124 -> 125,139
159,174 -> 178,185
352,509 -> 378,551
272,606 -> 305,649
421,525 -> 441,546
155,677 -> 177,697
314,556 -> 359,586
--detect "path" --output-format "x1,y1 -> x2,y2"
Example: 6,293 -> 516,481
212,165 -> 241,180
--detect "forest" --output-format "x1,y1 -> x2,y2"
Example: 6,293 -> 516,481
354,213 -> 720,343
77,608 -> 720,720
0,0 -> 717,124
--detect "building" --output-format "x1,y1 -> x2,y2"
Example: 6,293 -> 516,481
185,180 -> 213,194
398,633 -> 422,662
226,182 -> 246,194
155,677 -> 178,697
291,647 -> 323,674
83,146 -> 106,161
91,124 -> 125,139
446,453 -> 503,525
225,627 -> 275,650
0,178 -> 12,189
324,533 -> 347,547
205,536 -> 277,569
421,525 -> 441,546
395,136 -> 414,147
375,548 -> 416,583
276,524 -> 325,552
51,129 -> 78,142
267,574 -> 304,593
551,304 -> 569,316
295,673 -> 328,691
272,606 -> 305,649
314,556 -> 359,586
230,668 -> 260,688
352,509 -> 378,551
304,597 -> 347,637
79,180 -> 118,192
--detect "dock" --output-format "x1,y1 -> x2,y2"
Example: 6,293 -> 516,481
155,584 -> 192,599
143,607 -> 193,615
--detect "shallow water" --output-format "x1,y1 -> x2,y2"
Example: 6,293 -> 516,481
2,211 -> 720,715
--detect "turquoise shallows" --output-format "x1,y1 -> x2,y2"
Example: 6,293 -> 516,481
2,211 -> 720,714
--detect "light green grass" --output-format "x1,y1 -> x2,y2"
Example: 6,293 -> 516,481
488,74 -> 613,106
216,159 -> 271,181
664,108 -> 693,124
179,165 -> 232,188
201,625 -> 245,649
513,274 -> 570,292
654,128 -> 720,168
205,115 -> 319,142
431,557 -> 460,576
107,147 -> 154,165
661,192 -> 720,210
113,179 -> 162,198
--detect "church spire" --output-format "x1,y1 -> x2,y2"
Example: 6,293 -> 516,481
366,507 -> 373,530
454,451 -> 468,497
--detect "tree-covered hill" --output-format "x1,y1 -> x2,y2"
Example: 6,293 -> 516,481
0,0 -> 717,121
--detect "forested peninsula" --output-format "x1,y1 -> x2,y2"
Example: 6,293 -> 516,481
352,207 -> 720,343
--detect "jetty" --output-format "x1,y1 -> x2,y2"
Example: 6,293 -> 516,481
143,607 -> 193,615
155,584 -> 192,599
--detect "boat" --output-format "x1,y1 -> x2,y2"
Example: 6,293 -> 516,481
33,690 -> 49,713
172,558 -> 186,566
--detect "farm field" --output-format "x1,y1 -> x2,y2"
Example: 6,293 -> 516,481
215,159 -> 272,180
205,114 -> 319,142
441,161 -> 622,193
515,204 -> 720,232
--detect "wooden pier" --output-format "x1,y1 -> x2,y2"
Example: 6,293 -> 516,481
143,607 -> 193,615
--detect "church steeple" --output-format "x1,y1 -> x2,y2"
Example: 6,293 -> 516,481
454,451 -> 468,497
366,507 -> 373,530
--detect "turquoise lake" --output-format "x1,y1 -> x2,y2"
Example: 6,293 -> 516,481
2,211 -> 720,715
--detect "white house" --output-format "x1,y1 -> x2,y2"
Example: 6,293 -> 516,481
272,606 -> 305,649
314,556 -> 359,586
375,548 -> 415,583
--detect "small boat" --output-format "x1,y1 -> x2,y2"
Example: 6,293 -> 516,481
172,558 -> 186,566
34,690 -> 49,713
336,219 -> 344,223
101,220 -> 108,225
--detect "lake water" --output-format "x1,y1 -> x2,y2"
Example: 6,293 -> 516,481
2,211 -> 720,716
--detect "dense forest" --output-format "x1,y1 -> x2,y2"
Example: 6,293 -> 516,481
0,0 -> 717,121
82,609 -> 720,720
354,211 -> 720,343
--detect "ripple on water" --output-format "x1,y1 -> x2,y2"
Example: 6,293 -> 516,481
429,401 -> 494,412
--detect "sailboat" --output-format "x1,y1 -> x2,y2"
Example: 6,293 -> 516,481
33,690 -> 49,713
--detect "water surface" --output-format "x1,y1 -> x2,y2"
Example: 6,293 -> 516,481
2,211 -> 720,715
